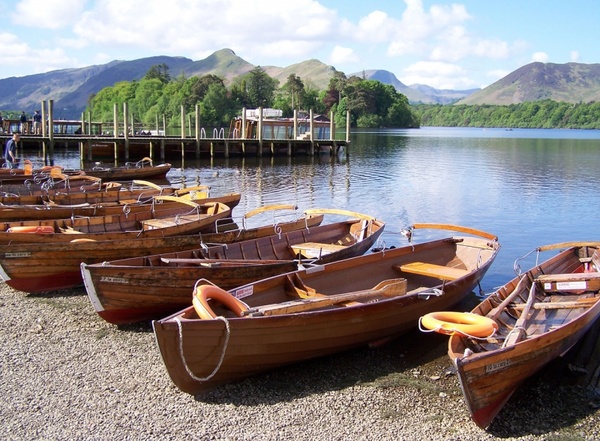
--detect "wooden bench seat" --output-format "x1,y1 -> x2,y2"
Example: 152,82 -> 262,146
536,272 -> 600,292
291,242 -> 346,259
393,262 -> 469,281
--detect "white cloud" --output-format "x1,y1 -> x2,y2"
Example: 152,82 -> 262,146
531,51 -> 549,62
401,61 -> 477,89
570,51 -> 580,62
329,46 -> 359,65
0,32 -> 78,76
70,0 -> 339,65
12,0 -> 85,30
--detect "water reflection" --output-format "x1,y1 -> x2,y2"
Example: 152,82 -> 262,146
46,127 -> 600,293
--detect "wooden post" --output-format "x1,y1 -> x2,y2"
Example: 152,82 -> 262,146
41,101 -> 48,162
79,112 -> 85,160
123,102 -> 129,162
345,110 -> 351,158
330,110 -> 335,141
293,109 -> 298,139
241,107 -> 246,154
258,106 -> 263,156
346,110 -> 350,142
47,99 -> 54,161
195,104 -> 200,158
309,109 -> 314,156
113,103 -> 119,161
180,105 -> 185,161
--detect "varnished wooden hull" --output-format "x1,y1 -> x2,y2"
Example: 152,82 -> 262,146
0,201 -> 231,244
0,211 -> 323,294
82,218 -> 385,324
153,225 -> 500,395
448,243 -> 600,429
83,163 -> 171,180
0,192 -> 241,221
0,182 -> 190,206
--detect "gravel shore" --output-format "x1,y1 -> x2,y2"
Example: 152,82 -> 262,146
1,283 -> 599,441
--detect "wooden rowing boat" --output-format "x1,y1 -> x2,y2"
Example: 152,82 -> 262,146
78,158 -> 171,181
0,186 -> 241,221
152,223 -> 500,395
0,205 -> 322,293
0,158 -> 171,184
0,178 -> 197,206
82,208 -> 385,325
0,197 -> 231,244
440,242 -> 600,429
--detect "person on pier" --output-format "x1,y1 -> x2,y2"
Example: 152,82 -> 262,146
4,133 -> 20,168
33,110 -> 42,135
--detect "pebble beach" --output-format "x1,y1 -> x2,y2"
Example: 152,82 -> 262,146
1,283 -> 600,441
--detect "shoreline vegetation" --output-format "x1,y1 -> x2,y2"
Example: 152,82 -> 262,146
413,100 -> 600,130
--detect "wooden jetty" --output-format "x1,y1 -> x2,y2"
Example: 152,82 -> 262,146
2,102 -> 349,164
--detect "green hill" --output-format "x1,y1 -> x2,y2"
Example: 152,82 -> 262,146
458,62 -> 600,105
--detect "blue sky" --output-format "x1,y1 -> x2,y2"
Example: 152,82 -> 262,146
1,0 -> 598,90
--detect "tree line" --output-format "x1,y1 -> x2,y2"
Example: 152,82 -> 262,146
86,64 -> 420,133
413,100 -> 600,129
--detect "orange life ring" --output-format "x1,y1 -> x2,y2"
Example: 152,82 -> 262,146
420,311 -> 498,337
192,284 -> 249,320
7,225 -> 54,234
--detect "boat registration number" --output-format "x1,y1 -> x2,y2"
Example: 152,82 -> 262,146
233,285 -> 254,299
100,276 -> 127,284
4,252 -> 31,258
544,281 -> 587,291
486,359 -> 511,373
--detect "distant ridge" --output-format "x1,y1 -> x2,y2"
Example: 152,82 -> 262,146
458,62 -> 600,105
2,50 -> 599,118
354,70 -> 478,104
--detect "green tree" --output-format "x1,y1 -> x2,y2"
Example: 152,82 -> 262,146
244,66 -> 279,108
144,63 -> 171,84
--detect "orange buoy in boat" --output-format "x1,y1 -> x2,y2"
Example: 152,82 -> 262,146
420,311 -> 497,338
192,284 -> 249,320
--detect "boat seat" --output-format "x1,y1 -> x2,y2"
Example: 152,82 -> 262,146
393,262 -> 468,281
291,242 -> 346,259
536,272 -> 600,292
141,218 -> 179,230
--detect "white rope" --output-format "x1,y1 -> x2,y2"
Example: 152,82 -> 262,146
175,316 -> 231,382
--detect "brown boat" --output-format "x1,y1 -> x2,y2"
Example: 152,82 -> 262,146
0,178 -> 197,206
0,205 -> 322,293
0,186 -> 241,221
0,158 -> 170,184
152,223 -> 500,395
422,242 -> 600,429
82,208 -> 385,325
78,158 -> 171,181
0,197 -> 231,244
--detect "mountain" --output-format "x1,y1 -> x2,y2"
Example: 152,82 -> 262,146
457,62 -> 600,105
263,59 -> 337,90
355,70 -> 478,104
0,49 -> 258,119
408,84 -> 480,104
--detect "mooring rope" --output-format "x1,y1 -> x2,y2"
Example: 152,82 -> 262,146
175,315 -> 231,382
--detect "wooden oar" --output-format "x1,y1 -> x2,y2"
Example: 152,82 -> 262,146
504,282 -> 537,346
513,297 -> 599,310
160,257 -> 292,266
244,278 -> 408,316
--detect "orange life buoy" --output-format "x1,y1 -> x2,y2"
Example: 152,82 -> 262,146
420,311 -> 498,338
192,284 -> 249,320
7,225 -> 54,234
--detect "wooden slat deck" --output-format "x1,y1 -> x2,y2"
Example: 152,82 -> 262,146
394,262 -> 469,281
290,242 -> 347,258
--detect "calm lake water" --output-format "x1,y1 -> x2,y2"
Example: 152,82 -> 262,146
49,127 -> 600,295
